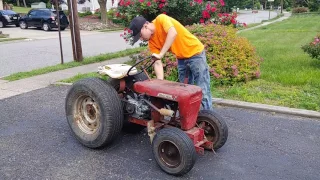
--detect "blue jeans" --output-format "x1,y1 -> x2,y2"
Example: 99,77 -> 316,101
177,51 -> 213,110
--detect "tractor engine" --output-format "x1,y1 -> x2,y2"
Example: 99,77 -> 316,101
125,93 -> 151,119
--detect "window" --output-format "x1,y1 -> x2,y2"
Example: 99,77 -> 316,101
29,11 -> 37,16
1,10 -> 17,15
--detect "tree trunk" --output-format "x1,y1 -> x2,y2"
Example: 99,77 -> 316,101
17,0 -> 20,7
98,0 -> 107,24
23,0 -> 26,7
265,0 -> 267,9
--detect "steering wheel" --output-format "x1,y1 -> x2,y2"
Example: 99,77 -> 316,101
126,55 -> 157,76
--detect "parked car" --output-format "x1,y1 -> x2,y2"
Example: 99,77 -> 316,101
19,8 -> 69,31
0,10 -> 20,28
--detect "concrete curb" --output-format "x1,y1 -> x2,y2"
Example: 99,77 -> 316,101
52,82 -> 72,86
213,98 -> 320,119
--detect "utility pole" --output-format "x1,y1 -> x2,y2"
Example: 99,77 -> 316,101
67,0 -> 83,62
268,0 -> 274,20
55,0 -> 64,64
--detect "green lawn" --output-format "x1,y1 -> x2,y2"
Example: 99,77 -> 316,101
0,34 -> 25,42
60,72 -> 108,83
0,38 -> 26,42
213,14 -> 320,111
12,6 -> 32,14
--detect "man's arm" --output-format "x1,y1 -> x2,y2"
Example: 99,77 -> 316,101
152,26 -> 177,59
152,27 -> 177,80
159,26 -> 177,58
153,58 -> 164,80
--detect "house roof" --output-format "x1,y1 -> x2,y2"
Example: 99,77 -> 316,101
31,2 -> 45,5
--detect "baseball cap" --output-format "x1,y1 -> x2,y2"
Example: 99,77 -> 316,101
129,16 -> 147,44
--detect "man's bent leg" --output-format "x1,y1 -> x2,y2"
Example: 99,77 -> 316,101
188,51 -> 213,110
177,59 -> 186,83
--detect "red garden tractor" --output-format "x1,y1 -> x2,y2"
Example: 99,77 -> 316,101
65,56 -> 228,176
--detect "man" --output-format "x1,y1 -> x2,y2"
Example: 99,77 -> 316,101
128,14 -> 213,110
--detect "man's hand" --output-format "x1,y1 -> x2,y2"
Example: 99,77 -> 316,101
152,53 -> 163,60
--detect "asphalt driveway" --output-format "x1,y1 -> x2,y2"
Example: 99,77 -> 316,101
0,85 -> 319,180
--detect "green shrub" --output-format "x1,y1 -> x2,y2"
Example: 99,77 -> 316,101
302,34 -> 320,60
286,7 -> 291,12
131,23 -> 262,85
292,7 -> 309,13
78,11 -> 92,17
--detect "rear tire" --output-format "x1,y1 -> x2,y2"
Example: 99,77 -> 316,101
197,110 -> 228,150
65,77 -> 123,148
152,127 -> 197,176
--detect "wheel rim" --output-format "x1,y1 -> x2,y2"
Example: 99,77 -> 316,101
0,21 -> 3,28
43,23 -> 49,31
158,140 -> 181,168
74,95 -> 101,134
20,22 -> 26,29
198,119 -> 219,144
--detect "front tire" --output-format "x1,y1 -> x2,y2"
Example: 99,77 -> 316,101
43,22 -> 51,31
65,77 -> 123,148
0,21 -> 5,28
152,127 -> 197,176
197,110 -> 228,150
19,21 -> 28,29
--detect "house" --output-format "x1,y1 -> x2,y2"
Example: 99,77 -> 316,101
61,0 -> 118,13
31,2 -> 46,9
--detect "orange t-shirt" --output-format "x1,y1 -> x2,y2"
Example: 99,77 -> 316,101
148,14 -> 204,59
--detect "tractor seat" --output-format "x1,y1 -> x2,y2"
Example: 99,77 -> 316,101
98,64 -> 138,79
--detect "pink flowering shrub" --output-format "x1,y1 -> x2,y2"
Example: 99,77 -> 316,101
116,0 -> 226,26
131,23 -> 262,85
118,1 -> 246,45
302,34 -> 320,60
189,23 -> 261,84
130,50 -> 179,81
215,12 -> 247,28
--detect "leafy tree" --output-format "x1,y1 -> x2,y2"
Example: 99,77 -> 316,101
222,0 -> 252,11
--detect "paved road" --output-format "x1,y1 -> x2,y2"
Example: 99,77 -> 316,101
0,28 -> 138,78
0,85 -> 319,179
0,26 -> 101,40
236,10 -> 279,24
